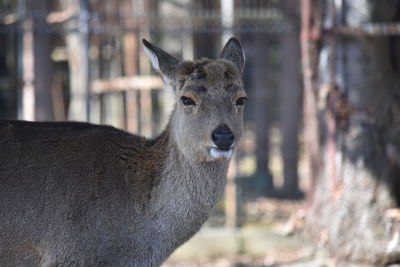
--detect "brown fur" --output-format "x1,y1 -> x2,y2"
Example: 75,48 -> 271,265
0,38 -> 246,266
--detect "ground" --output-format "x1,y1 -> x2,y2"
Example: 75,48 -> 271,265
163,198 -> 336,267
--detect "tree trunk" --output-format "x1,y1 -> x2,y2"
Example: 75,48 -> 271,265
32,0 -> 54,121
279,0 -> 302,198
122,0 -> 139,133
64,0 -> 90,121
302,0 -> 400,264
253,33 -> 274,193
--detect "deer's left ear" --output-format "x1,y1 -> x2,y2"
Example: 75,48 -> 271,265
142,39 -> 180,85
220,37 -> 245,73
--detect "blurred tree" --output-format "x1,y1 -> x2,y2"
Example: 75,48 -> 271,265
121,0 -> 139,133
63,0 -> 90,121
32,0 -> 54,120
302,0 -> 400,264
253,33 -> 274,193
0,1 -> 18,118
192,0 -> 218,59
19,0 -> 54,120
279,0 -> 303,198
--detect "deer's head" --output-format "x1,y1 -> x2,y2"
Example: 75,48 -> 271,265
143,38 -> 247,162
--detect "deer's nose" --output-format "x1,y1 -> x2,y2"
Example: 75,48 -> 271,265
211,124 -> 235,150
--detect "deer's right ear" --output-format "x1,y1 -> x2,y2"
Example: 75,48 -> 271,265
142,39 -> 180,85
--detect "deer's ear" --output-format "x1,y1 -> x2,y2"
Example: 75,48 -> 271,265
142,39 -> 180,85
220,37 -> 245,73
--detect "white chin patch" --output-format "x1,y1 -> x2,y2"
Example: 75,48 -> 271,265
209,148 -> 233,160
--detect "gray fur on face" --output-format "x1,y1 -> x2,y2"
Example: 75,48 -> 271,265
0,38 -> 246,266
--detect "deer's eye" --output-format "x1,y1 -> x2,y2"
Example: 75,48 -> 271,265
181,96 -> 196,106
235,97 -> 248,106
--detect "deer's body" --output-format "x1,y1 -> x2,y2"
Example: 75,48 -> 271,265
0,38 -> 246,266
0,120 -> 227,266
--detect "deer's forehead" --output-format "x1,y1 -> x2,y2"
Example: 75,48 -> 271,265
176,60 -> 242,94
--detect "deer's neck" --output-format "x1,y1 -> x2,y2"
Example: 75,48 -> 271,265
150,124 -> 229,212
145,122 -> 229,257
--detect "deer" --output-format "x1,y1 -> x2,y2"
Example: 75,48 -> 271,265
0,37 -> 247,266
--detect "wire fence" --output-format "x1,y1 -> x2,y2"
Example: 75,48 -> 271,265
0,0 -> 297,228
0,0 -> 292,35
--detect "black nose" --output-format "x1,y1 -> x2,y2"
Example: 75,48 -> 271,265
211,124 -> 235,150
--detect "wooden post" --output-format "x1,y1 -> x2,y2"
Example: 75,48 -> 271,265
33,0 -> 54,121
125,91 -> 138,133
103,92 -> 125,128
253,33 -> 274,192
64,0 -> 90,122
19,0 -> 35,121
123,0 -> 139,133
280,0 -> 302,197
158,0 -> 191,132
221,0 -> 238,228
139,89 -> 152,137
136,0 -> 152,137
225,156 -> 238,228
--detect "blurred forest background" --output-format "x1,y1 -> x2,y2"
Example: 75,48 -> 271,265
1,0 -> 400,266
